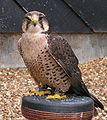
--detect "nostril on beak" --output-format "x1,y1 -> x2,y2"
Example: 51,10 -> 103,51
34,22 -> 36,26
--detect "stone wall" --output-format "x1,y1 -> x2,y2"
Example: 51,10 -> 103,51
0,33 -> 107,68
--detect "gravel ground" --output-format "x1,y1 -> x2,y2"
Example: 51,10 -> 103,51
0,57 -> 107,120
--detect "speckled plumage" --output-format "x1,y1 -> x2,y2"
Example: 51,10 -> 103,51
18,11 -> 104,109
18,33 -> 72,92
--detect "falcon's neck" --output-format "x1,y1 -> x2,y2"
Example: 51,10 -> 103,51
22,31 -> 48,46
23,31 -> 46,38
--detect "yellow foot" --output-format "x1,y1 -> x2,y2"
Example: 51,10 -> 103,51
24,89 -> 51,97
47,93 -> 66,99
34,90 -> 51,96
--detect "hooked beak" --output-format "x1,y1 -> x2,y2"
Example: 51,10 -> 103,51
27,15 -> 39,26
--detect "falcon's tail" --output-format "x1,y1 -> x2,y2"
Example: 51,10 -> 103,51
90,94 -> 104,110
66,87 -> 104,110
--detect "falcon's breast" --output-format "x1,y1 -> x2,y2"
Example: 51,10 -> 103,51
18,33 -> 71,92
36,44 -> 71,92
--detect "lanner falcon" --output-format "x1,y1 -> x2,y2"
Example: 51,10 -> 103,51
18,11 -> 104,109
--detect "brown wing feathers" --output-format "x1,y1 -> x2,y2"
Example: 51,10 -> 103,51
47,35 -> 89,94
47,34 -> 104,109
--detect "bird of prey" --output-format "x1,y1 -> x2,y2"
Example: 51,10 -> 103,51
18,11 -> 104,109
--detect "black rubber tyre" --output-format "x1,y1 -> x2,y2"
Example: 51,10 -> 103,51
21,96 -> 94,120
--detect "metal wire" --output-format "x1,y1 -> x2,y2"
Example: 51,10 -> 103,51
12,0 -> 28,13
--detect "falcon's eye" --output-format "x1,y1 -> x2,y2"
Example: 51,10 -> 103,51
39,14 -> 46,21
39,16 -> 44,21
25,16 -> 31,21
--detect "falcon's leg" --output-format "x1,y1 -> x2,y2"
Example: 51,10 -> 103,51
47,90 -> 66,99
39,84 -> 48,90
34,85 -> 52,96
24,85 -> 52,96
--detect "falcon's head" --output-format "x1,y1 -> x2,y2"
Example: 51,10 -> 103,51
22,11 -> 49,33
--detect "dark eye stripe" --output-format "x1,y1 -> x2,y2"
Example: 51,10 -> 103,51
39,19 -> 44,30
26,20 -> 31,31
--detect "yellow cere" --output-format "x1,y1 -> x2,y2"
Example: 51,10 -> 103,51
28,15 -> 39,22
